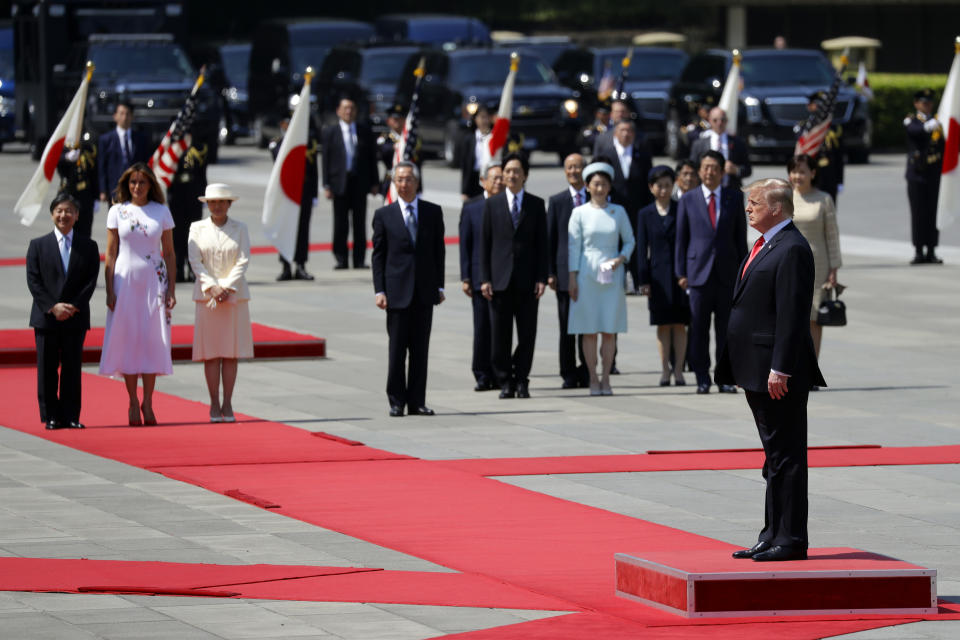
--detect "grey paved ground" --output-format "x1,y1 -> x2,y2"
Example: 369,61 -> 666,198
0,142 -> 958,638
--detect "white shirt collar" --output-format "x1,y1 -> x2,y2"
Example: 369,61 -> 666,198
700,183 -> 721,201
53,227 -> 73,244
116,125 -> 130,138
612,138 -> 631,156
339,119 -> 355,131
761,217 -> 792,243
568,185 -> 585,201
506,188 -> 524,210
399,196 -> 418,217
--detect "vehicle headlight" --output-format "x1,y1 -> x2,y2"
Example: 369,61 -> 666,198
743,96 -> 762,124
563,99 -> 579,118
465,101 -> 479,116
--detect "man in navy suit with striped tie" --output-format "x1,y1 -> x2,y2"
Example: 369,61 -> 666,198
675,150 -> 747,394
98,101 -> 150,202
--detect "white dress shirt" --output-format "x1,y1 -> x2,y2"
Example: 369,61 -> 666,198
474,130 -> 491,171
116,125 -> 132,162
708,131 -> 729,160
506,188 -> 524,213
568,185 -> 586,206
612,139 -> 632,177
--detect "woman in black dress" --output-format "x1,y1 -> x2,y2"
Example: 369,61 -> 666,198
636,165 -> 689,386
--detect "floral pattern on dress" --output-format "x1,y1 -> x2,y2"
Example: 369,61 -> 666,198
117,204 -> 151,237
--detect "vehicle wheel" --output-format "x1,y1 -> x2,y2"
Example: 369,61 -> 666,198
252,117 -> 269,149
848,149 -> 870,164
665,110 -> 681,160
443,121 -> 460,168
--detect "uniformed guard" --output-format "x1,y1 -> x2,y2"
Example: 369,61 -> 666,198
376,103 -> 422,195
904,88 -> 944,265
168,140 -> 209,282
56,138 -> 99,238
578,97 -> 611,153
271,118 -> 320,281
803,90 -> 845,202
685,98 -> 714,150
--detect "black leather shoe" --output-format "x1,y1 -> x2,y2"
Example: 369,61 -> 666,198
409,406 -> 435,416
696,383 -> 710,394
276,266 -> 293,281
389,405 -> 404,417
45,420 -> 62,430
718,384 -> 738,393
610,365 -> 620,375
561,379 -> 579,389
910,254 -> 926,265
516,382 -> 530,398
334,263 -> 349,270
926,252 -> 943,264
294,265 -> 315,280
732,541 -> 771,559
354,264 -> 370,269
752,545 -> 807,562
499,385 -> 515,399
66,421 -> 86,429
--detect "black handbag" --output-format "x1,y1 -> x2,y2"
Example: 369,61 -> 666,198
817,286 -> 847,327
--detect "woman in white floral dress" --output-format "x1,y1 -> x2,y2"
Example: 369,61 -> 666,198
99,163 -> 176,426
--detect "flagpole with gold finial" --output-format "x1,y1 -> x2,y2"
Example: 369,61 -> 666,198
69,60 -> 95,151
304,66 -> 313,87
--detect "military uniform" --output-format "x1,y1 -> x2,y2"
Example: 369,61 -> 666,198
904,91 -> 944,264
167,142 -> 209,282
812,125 -> 844,202
377,117 -> 422,195
271,128 -> 320,279
56,141 -> 99,238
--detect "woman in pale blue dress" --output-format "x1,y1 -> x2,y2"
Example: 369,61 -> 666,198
568,162 -> 635,396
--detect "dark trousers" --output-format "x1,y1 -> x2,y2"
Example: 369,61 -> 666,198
907,179 -> 940,250
688,275 -> 733,385
470,294 -> 495,385
332,175 -> 368,267
745,388 -> 809,549
35,328 -> 86,423
280,200 -> 314,267
555,291 -> 586,384
386,301 -> 433,410
490,286 -> 539,387
73,198 -> 96,239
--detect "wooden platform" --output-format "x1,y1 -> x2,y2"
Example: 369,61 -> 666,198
615,548 -> 937,618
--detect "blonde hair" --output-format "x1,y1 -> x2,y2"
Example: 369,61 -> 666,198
744,178 -> 793,217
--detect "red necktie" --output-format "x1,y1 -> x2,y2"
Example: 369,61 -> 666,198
741,236 -> 765,278
708,192 -> 717,229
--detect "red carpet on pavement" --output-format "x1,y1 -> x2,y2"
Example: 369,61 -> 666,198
0,323 -> 325,365
1,365 -> 959,638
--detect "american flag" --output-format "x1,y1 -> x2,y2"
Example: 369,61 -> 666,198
794,56 -> 848,157
385,57 -> 425,205
149,67 -> 204,188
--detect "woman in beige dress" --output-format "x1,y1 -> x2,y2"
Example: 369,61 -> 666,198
188,184 -> 253,422
788,154 -> 841,359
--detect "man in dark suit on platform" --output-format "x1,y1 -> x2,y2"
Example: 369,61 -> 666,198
675,150 -> 747,394
372,162 -> 445,417
594,119 -> 652,291
322,97 -> 380,269
98,101 -> 150,202
480,152 -> 548,399
459,161 -> 503,391
717,178 -> 825,562
689,107 -> 751,190
547,152 -> 588,389
26,194 -> 100,430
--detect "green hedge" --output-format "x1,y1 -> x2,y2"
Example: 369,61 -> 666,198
865,73 -> 948,150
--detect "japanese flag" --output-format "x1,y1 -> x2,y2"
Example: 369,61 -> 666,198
936,41 -> 960,231
718,52 -> 741,136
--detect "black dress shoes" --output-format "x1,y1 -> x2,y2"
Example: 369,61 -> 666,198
333,263 -> 349,270
45,419 -> 61,430
354,264 -> 370,269
409,406 -> 435,416
561,379 -> 579,389
610,365 -> 620,375
718,384 -> 738,393
474,381 -> 495,391
910,253 -> 926,265
294,265 -> 315,280
752,545 -> 807,562
499,385 -> 515,399
732,541 -> 771,559
389,405 -> 404,417
67,421 -> 85,429
516,381 -> 530,398
926,252 -> 944,264
276,266 -> 293,281
696,383 -> 710,394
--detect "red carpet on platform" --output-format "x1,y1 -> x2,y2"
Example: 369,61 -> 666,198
0,323 -> 325,365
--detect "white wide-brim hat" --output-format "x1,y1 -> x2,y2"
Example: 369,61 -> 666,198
198,183 -> 239,202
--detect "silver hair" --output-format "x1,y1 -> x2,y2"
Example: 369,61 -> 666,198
392,161 -> 420,182
744,178 -> 794,217
482,160 -> 502,179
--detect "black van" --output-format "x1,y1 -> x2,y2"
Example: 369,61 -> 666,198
248,18 -> 374,147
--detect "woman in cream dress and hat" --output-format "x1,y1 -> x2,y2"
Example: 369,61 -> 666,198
188,183 -> 253,422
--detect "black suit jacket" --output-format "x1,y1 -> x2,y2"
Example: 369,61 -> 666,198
593,139 -> 653,215
637,201 -> 683,306
372,199 -> 445,310
459,195 -> 485,285
675,186 -> 747,288
481,191 -> 548,292
689,133 -> 752,189
716,222 -> 825,392
546,188 -> 583,292
321,120 -> 379,196
97,129 -> 151,197
459,131 -> 483,198
26,232 -> 100,331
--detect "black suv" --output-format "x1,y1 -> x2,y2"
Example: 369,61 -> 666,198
375,14 -> 490,47
82,35 -> 221,160
666,49 -> 871,162
316,44 -> 423,132
553,46 -> 688,152
394,47 -> 584,164
248,19 -> 375,147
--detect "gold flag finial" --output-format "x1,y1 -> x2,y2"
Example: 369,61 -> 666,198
509,51 -> 520,72
732,49 -> 742,66
84,60 -> 94,82
304,66 -> 314,85
955,36 -> 960,55
413,56 -> 426,78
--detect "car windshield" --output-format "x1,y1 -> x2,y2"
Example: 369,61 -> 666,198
361,51 -> 414,84
450,55 -> 554,86
407,20 -> 488,44
220,46 -> 250,87
596,51 -> 686,81
290,45 -> 333,74
89,42 -> 195,83
742,54 -> 836,87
